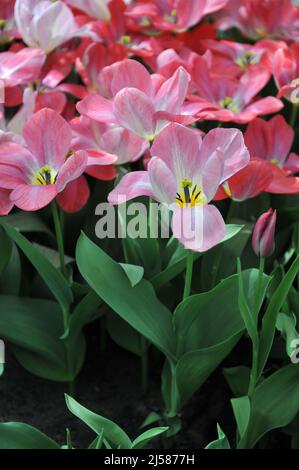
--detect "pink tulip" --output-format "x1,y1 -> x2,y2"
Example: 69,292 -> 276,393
217,0 -> 299,42
200,39 -> 282,79
0,0 -> 18,42
14,0 -> 96,53
273,45 -> 299,101
245,116 -> 299,194
0,47 -> 45,87
71,116 -> 149,166
77,59 -> 197,140
190,54 -> 283,124
0,108 -> 94,212
0,188 -> 14,216
66,0 -> 111,21
108,123 -> 249,252
252,209 -> 277,258
127,0 -> 229,33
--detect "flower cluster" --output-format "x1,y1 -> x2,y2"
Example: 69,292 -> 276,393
0,0 -> 299,252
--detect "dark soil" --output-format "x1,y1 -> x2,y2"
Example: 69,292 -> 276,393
0,323 -> 237,449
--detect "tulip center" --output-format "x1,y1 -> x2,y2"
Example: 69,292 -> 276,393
120,35 -> 132,45
235,50 -> 258,68
164,9 -> 177,23
32,165 -> 57,186
219,96 -> 240,113
176,178 -> 206,208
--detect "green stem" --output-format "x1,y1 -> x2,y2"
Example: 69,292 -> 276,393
51,202 -> 74,395
290,104 -> 299,128
248,256 -> 265,397
183,250 -> 194,301
51,201 -> 67,277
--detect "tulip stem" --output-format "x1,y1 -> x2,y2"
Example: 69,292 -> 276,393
183,250 -> 194,300
51,201 -> 67,277
290,104 -> 298,128
248,256 -> 265,397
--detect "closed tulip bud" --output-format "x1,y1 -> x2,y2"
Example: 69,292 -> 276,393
252,209 -> 277,258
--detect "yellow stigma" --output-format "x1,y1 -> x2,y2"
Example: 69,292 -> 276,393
176,179 -> 207,208
219,96 -> 240,113
164,9 -> 177,23
235,50 -> 258,69
32,165 -> 57,186
0,19 -> 6,29
256,28 -> 267,39
120,35 -> 131,45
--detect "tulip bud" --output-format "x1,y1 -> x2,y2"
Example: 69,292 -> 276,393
252,209 -> 277,258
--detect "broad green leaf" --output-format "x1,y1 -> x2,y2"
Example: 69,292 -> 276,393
223,366 -> 250,397
1,212 -> 53,236
0,296 -> 84,381
107,313 -> 142,356
231,396 -> 251,440
175,333 -> 242,410
1,222 -> 73,314
0,363 -> 3,376
173,269 -> 268,353
238,365 -> 299,448
132,427 -> 168,449
33,243 -> 74,269
141,412 -> 161,429
0,243 -> 21,295
76,233 -> 176,361
120,263 -> 144,287
258,255 -> 299,377
0,423 -> 60,449
0,226 -> 12,275
64,290 -> 103,339
276,312 -> 299,358
65,395 -> 132,449
205,424 -> 230,449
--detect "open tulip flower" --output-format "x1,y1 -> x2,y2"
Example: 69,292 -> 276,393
71,115 -> 148,180
217,0 -> 299,42
77,58 -> 197,141
14,0 -> 96,53
245,116 -> 299,194
126,0 -> 229,33
273,44 -> 299,102
0,108 -> 116,213
190,54 -> 283,123
108,123 -> 249,252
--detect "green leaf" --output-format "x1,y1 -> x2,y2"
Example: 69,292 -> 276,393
175,334 -> 242,410
223,366 -> 250,397
174,269 -> 267,353
1,212 -> 53,236
64,290 -> 103,339
0,226 -> 12,275
1,222 -> 73,314
205,424 -> 230,449
0,423 -> 60,449
173,270 -> 267,410
120,263 -> 144,287
65,395 -> 132,449
132,427 -> 168,449
0,243 -> 21,295
276,312 -> 299,359
231,396 -> 251,440
258,255 -> 299,377
76,233 -> 176,361
107,313 -> 142,356
89,431 -> 104,449
0,296 -> 84,381
238,365 -> 299,448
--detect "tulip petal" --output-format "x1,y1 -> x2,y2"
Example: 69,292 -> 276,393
108,171 -> 155,205
172,204 -> 226,252
10,183 -> 58,211
56,175 -> 90,213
